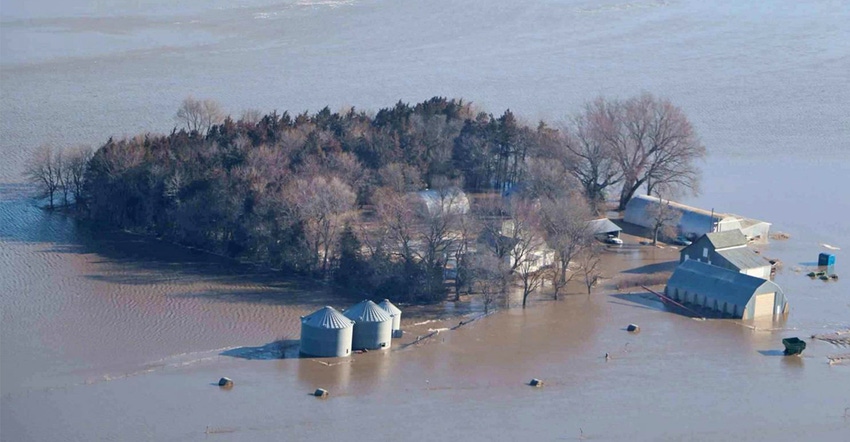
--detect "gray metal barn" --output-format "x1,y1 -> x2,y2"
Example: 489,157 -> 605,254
378,299 -> 402,332
344,300 -> 393,350
300,306 -> 355,358
624,194 -> 771,240
665,260 -> 789,319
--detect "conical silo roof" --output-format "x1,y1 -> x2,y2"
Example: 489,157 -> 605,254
301,306 -> 354,329
344,300 -> 392,323
378,299 -> 402,315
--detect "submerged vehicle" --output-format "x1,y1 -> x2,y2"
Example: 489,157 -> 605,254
782,337 -> 806,355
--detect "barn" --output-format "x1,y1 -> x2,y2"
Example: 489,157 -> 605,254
665,260 -> 789,319
680,230 -> 772,279
624,194 -> 770,240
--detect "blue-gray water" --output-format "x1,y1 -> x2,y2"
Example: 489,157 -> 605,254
2,1 -> 849,440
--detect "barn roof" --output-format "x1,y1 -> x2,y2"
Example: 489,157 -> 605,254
716,248 -> 770,271
667,260 -> 780,306
344,300 -> 392,323
705,230 -> 748,249
301,306 -> 354,330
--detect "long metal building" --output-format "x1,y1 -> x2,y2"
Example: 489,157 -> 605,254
378,299 -> 402,332
344,300 -> 393,350
300,306 -> 355,358
624,194 -> 771,240
665,260 -> 789,319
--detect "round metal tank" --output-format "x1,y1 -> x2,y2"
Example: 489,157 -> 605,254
300,306 -> 354,358
343,300 -> 393,350
378,299 -> 402,331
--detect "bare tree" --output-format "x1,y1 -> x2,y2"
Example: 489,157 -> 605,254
578,243 -> 603,295
646,196 -> 682,245
288,175 -> 357,275
64,145 -> 93,205
561,98 -> 624,211
539,193 -> 594,300
24,145 -> 61,209
600,93 -> 705,210
470,252 -> 508,314
451,210 -> 479,301
175,96 -> 224,135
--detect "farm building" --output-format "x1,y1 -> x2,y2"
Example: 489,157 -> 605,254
300,306 -> 355,358
586,218 -> 622,240
344,300 -> 393,351
411,187 -> 470,217
623,195 -> 770,240
665,260 -> 789,319
680,231 -> 772,279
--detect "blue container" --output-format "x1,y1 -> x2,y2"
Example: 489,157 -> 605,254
818,253 -> 835,266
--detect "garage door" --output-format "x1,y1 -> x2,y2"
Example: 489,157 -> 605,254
753,293 -> 775,317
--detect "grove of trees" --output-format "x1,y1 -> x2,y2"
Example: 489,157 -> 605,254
25,94 -> 705,306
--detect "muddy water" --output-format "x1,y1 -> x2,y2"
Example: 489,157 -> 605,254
2,0 -> 850,440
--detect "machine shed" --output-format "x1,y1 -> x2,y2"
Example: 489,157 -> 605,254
665,260 -> 788,319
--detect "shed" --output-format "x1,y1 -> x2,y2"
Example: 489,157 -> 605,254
680,231 -> 772,279
377,299 -> 402,332
586,218 -> 622,239
300,306 -> 354,358
344,300 -> 393,350
665,260 -> 789,319
624,195 -> 770,240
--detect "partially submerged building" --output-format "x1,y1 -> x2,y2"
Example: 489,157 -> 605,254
624,194 -> 770,240
378,298 -> 402,333
300,306 -> 355,358
586,218 -> 622,240
665,260 -> 789,319
344,300 -> 393,351
680,231 -> 772,279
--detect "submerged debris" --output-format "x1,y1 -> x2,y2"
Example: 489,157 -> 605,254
827,354 -> 850,365
314,388 -> 329,398
529,378 -> 544,387
626,324 -> 640,333
218,377 -> 233,388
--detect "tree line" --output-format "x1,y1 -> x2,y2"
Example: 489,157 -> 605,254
25,94 -> 704,306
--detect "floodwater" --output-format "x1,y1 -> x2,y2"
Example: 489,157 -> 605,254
2,0 -> 849,440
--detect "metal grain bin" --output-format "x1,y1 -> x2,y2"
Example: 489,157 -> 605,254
377,299 -> 402,332
300,306 -> 354,358
344,300 -> 393,350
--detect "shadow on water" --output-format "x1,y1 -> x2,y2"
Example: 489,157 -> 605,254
609,292 -> 667,312
0,185 -> 346,308
758,350 -> 786,356
622,261 -> 677,274
221,340 -> 302,360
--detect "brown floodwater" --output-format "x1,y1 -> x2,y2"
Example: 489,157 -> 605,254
2,181 -> 848,441
3,0 -> 850,440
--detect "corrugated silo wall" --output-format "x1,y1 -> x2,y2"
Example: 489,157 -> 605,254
300,324 -> 353,358
351,321 -> 393,350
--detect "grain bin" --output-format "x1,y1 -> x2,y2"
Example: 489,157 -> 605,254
300,306 -> 354,358
344,300 -> 393,350
377,299 -> 402,332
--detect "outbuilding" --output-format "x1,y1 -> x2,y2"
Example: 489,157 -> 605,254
586,218 -> 622,240
665,260 -> 789,319
624,195 -> 770,241
680,230 -> 772,279
344,300 -> 393,350
411,187 -> 470,217
300,306 -> 355,358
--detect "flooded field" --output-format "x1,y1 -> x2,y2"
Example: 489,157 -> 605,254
2,0 -> 849,440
